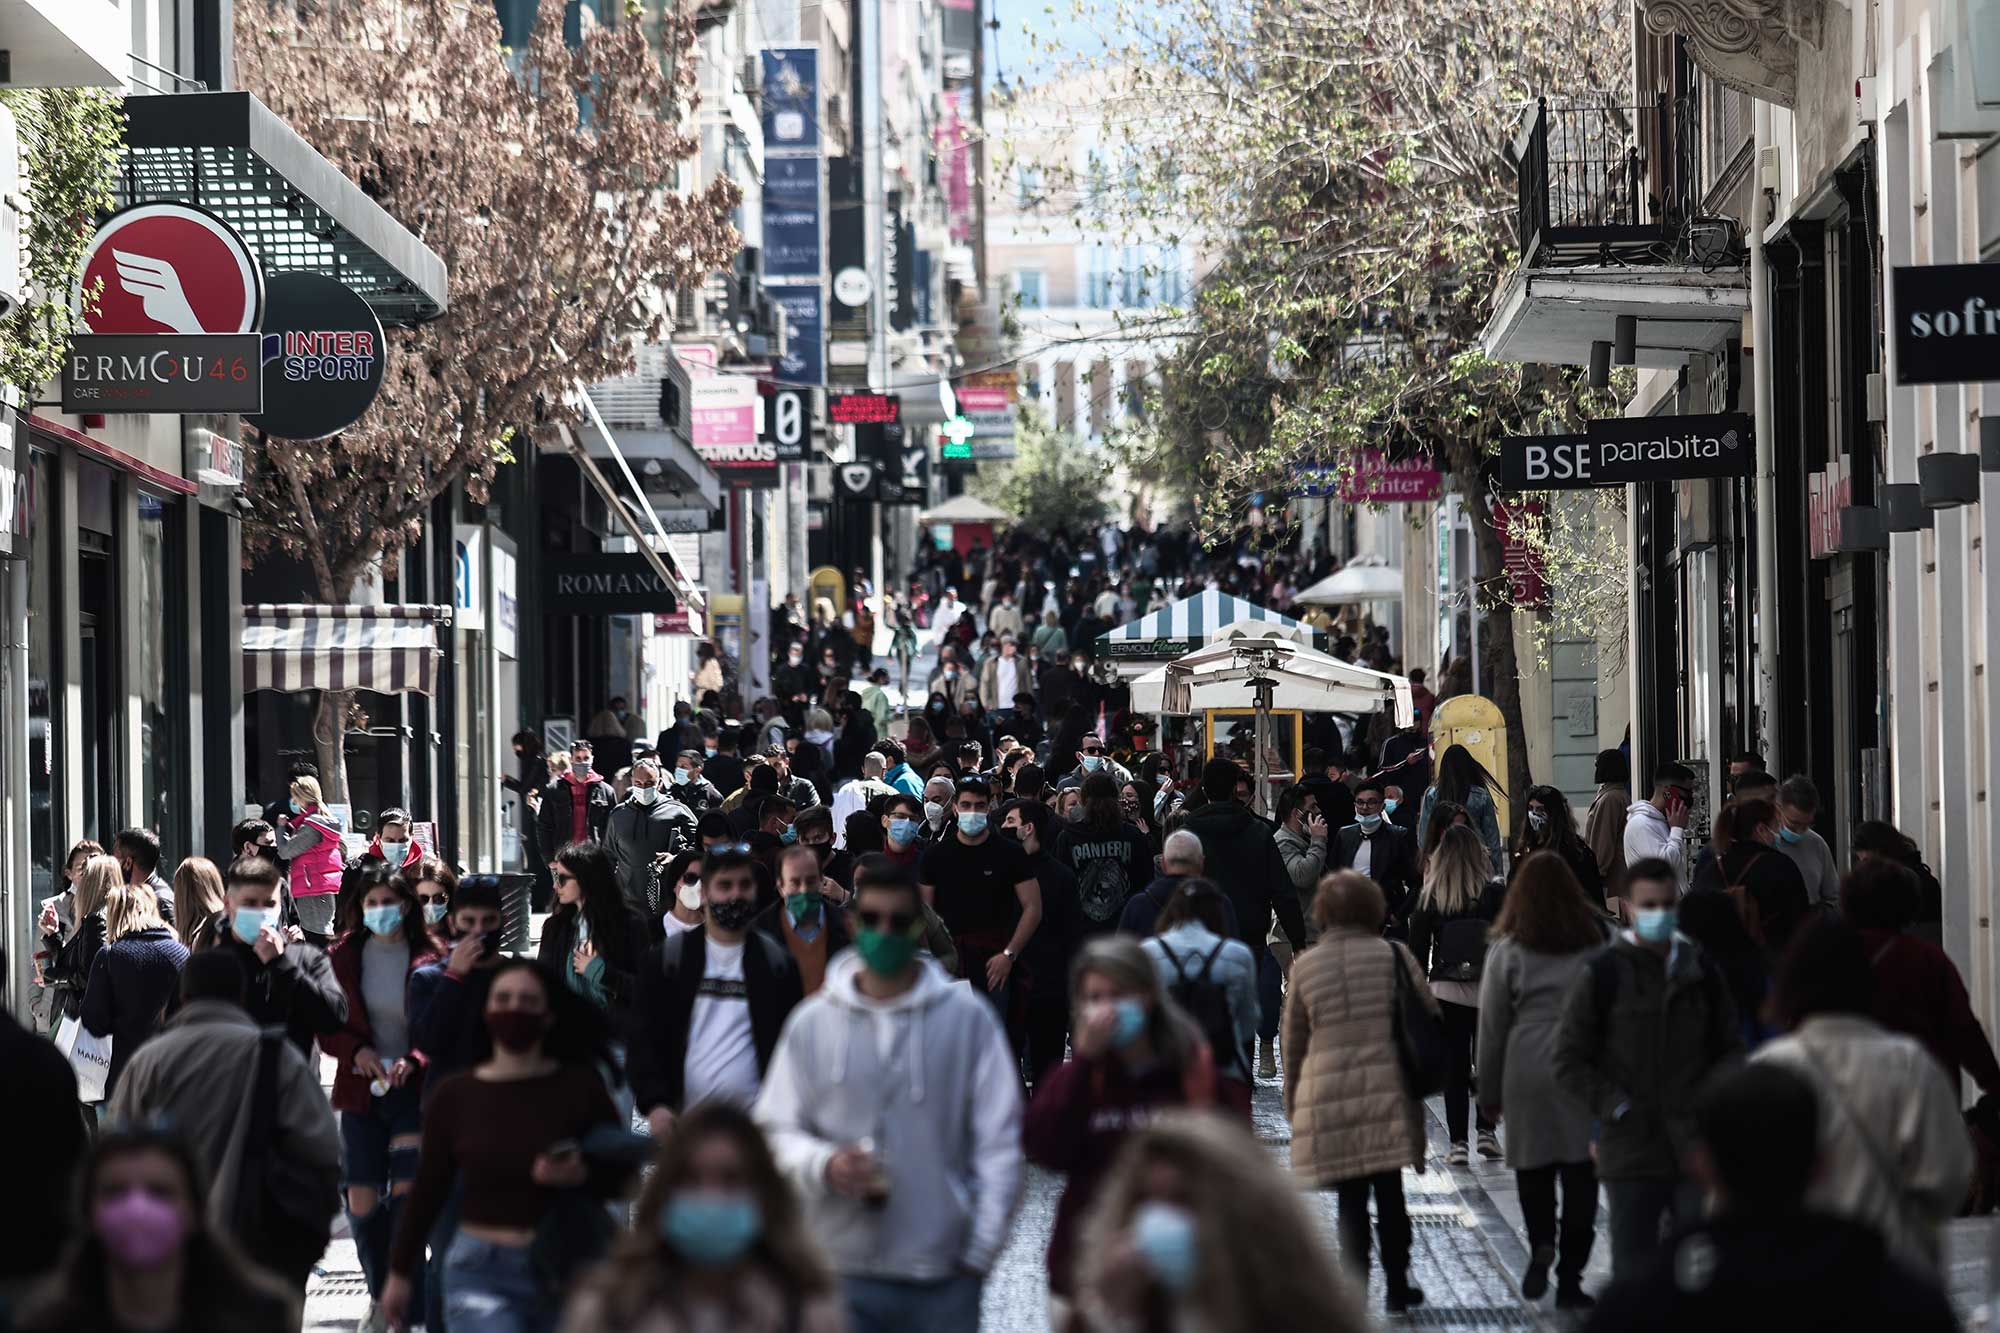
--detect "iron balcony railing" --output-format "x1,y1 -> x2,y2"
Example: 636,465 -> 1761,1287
1514,95 -> 1699,267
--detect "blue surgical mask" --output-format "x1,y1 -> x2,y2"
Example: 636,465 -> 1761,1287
957,811 -> 989,837
1777,826 -> 1804,845
1357,813 -> 1382,832
379,840 -> 407,863
1383,798 -> 1400,815
1130,1201 -> 1198,1292
1633,906 -> 1678,943
780,825 -> 798,845
704,747 -> 717,758
363,905 -> 402,937
423,902 -> 449,926
888,817 -> 920,846
674,768 -> 690,786
1081,754 -> 1104,772
659,1191 -> 762,1267
232,906 -> 278,945
288,799 -> 302,814
1110,997 -> 1147,1049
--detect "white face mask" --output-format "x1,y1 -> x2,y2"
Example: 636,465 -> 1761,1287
631,785 -> 659,806
923,800 -> 945,824
676,878 -> 704,911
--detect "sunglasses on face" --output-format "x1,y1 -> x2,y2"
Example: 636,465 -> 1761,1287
856,909 -> 918,933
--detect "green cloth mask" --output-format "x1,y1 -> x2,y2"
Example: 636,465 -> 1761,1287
785,890 -> 824,926
854,925 -> 920,976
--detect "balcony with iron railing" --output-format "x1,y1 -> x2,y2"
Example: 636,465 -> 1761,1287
1513,96 -> 1701,268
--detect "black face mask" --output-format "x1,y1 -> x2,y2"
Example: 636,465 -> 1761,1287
709,898 -> 758,931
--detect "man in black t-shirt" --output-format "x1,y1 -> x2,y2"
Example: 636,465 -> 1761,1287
920,775 -> 1042,1018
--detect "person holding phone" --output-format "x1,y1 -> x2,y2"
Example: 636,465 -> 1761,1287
406,880 -> 512,1098
383,961 -> 627,1332
1622,762 -> 1695,896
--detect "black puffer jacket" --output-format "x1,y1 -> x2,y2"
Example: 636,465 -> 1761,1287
1176,801 -> 1307,953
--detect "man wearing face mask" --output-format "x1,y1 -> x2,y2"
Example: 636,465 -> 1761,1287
1332,778 -> 1421,929
208,854 -> 347,1058
920,775 -> 957,843
753,843 -> 853,997
878,793 -> 927,868
920,776 -> 1043,1019
606,759 -> 698,917
335,807 -> 428,934
405,880 -> 513,1099
1553,857 -> 1744,1278
1056,735 -> 1133,792
629,848 -> 803,1138
755,856 -> 1023,1331
668,748 -> 723,813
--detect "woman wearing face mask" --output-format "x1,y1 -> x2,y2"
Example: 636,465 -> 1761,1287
34,840 -> 104,1029
1511,785 -> 1604,907
559,1103 -> 842,1333
1068,1115 -> 1367,1333
1407,825 -> 1507,1166
539,842 -> 646,1017
654,850 -> 706,941
322,860 -> 443,1319
383,961 -> 627,1333
14,1130 -> 299,1333
274,774 -> 347,949
1023,937 -> 1216,1316
411,858 -> 457,944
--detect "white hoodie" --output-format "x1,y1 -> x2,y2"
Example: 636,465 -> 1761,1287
754,949 -> 1024,1280
1622,798 -> 1687,891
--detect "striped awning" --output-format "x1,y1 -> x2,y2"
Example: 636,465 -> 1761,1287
1095,590 -> 1307,660
243,604 -> 451,695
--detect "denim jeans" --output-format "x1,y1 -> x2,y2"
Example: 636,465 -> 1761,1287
844,1272 -> 984,1333
444,1234 -> 558,1333
1257,946 -> 1282,1040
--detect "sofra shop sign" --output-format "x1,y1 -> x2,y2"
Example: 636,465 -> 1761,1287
1893,265 -> 2000,384
1499,414 -> 1753,490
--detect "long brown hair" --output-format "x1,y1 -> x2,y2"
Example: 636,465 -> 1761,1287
573,1102 -> 832,1329
172,857 -> 227,950
1070,936 -> 1205,1073
1492,851 -> 1604,955
1419,824 -> 1492,917
1075,1114 -> 1369,1333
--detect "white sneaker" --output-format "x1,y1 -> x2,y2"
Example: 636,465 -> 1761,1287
1445,1141 -> 1469,1167
1477,1129 -> 1503,1158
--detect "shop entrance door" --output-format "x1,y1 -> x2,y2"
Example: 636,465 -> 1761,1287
78,545 -> 116,841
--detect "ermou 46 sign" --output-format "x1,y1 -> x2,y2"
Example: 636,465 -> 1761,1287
1500,414 -> 1753,490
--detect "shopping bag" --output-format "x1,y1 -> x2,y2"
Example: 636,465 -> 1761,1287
54,1013 -> 112,1103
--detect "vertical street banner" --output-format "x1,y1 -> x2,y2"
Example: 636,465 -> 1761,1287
761,47 -> 826,388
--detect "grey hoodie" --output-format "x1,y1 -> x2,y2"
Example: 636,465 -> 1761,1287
754,949 -> 1024,1280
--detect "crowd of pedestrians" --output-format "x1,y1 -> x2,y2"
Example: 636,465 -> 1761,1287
6,524 -> 1998,1333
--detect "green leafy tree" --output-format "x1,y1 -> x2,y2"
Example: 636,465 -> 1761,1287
1039,0 -> 1628,802
975,411 -> 1112,536
237,0 -> 738,795
0,89 -> 123,397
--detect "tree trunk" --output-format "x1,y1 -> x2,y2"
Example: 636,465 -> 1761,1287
1462,471 -> 1535,835
313,689 -> 353,808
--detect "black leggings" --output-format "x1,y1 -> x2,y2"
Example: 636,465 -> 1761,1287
1517,1160 -> 1599,1285
1439,1000 -> 1495,1143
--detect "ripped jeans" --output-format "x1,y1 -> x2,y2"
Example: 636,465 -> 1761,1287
443,1235 -> 558,1333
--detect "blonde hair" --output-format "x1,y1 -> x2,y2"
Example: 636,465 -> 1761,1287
291,774 -> 324,807
74,854 -> 123,921
173,856 -> 227,950
547,749 -> 573,776
1075,1114 -> 1369,1333
1420,823 -> 1492,917
104,883 -> 167,942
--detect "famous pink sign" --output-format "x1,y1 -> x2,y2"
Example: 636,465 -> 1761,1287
1338,449 -> 1442,502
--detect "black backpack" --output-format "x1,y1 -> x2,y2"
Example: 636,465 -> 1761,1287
1158,939 -> 1242,1077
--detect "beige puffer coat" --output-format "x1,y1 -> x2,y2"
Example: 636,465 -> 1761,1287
1282,927 -> 1434,1185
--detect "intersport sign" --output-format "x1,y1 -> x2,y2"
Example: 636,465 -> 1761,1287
1499,413 -> 1753,490
1893,264 -> 2000,384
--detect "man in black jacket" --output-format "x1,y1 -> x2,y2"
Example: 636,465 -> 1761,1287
628,848 -> 803,1136
1178,759 -> 1308,960
213,853 -> 347,1057
1332,777 -> 1421,929
537,739 -> 616,853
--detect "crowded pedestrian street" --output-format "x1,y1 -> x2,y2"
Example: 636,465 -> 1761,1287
13,0 -> 2000,1331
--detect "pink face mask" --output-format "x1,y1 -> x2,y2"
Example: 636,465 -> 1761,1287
94,1187 -> 186,1269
